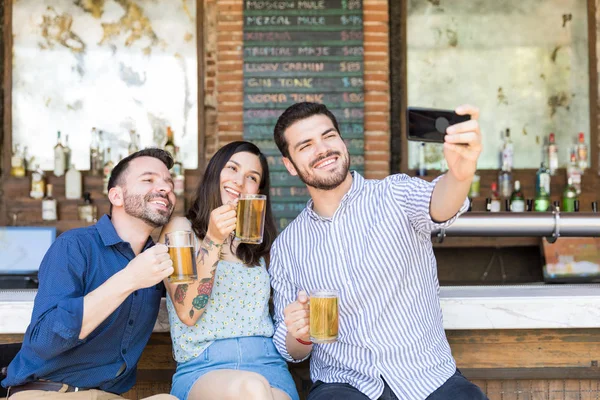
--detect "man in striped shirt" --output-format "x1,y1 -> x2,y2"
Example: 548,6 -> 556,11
269,102 -> 488,400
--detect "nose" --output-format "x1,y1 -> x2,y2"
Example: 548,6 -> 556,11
314,138 -> 330,156
156,178 -> 172,194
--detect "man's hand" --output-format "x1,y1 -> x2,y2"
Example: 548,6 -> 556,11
443,104 -> 482,182
284,291 -> 310,342
124,243 -> 174,290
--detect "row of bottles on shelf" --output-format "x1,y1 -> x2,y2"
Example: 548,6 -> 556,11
464,129 -> 594,213
415,129 -> 595,177
12,126 -> 186,205
498,130 -> 588,175
41,185 -> 97,222
478,178 -> 595,213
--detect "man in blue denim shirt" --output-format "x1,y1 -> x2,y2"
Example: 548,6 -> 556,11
3,149 -> 178,400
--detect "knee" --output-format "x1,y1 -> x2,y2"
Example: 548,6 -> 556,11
228,372 -> 271,399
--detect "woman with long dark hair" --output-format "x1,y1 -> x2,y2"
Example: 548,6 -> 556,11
159,141 -> 298,400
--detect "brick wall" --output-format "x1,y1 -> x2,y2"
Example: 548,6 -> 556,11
204,0 -> 391,179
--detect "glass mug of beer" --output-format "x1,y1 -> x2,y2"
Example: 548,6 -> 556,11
165,231 -> 197,283
310,289 -> 339,344
235,194 -> 267,244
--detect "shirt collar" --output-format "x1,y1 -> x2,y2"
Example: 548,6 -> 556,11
306,171 -> 365,221
95,214 -> 155,250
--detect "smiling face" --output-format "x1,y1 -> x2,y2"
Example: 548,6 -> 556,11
282,114 -> 350,190
119,156 -> 176,228
219,151 -> 263,204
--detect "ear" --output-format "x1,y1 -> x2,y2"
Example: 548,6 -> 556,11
282,157 -> 298,177
108,186 -> 124,208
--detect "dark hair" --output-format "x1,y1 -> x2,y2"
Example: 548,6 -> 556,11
273,102 -> 341,158
108,148 -> 174,213
108,147 -> 174,191
186,141 -> 277,267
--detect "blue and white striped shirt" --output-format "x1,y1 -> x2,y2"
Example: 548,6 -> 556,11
269,172 -> 469,400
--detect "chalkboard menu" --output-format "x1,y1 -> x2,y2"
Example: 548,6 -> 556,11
243,0 -> 365,231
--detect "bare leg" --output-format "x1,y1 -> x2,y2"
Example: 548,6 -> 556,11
188,369 -> 274,400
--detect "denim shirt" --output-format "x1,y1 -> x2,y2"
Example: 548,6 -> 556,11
2,215 -> 162,394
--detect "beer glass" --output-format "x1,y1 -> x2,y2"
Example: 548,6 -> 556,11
165,231 -> 197,283
235,194 -> 267,244
309,289 -> 339,344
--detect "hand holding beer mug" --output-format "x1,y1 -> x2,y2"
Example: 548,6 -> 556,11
310,289 -> 339,344
165,231 -> 197,283
235,194 -> 267,244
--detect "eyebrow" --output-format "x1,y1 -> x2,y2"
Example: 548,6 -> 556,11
139,171 -> 174,186
227,159 -> 261,177
293,128 -> 337,151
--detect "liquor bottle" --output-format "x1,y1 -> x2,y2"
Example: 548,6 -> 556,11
54,131 -> 66,177
65,163 -> 82,200
526,199 -> 533,212
42,184 -> 57,221
489,182 -> 501,212
566,149 -> 581,194
548,132 -> 559,175
501,128 -> 513,171
173,146 -> 185,196
78,192 -> 98,223
533,185 -> 550,212
498,169 -> 512,198
509,180 -> 525,212
98,130 -> 105,166
498,128 -> 513,198
10,144 -> 26,178
561,177 -> 578,212
439,157 -> 448,173
23,146 -> 30,172
90,127 -> 101,176
469,174 -> 480,198
63,134 -> 72,172
576,132 -> 588,171
165,126 -> 176,157
103,147 -> 114,195
30,164 -> 46,199
535,163 -> 551,197
417,142 -> 427,176
128,129 -> 140,155
485,198 -> 492,212
592,201 -> 598,213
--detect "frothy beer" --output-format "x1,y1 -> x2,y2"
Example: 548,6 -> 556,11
165,231 -> 197,283
310,290 -> 339,343
168,246 -> 196,283
236,194 -> 266,244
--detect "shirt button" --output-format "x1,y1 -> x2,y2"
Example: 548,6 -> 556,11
122,349 -> 127,354
128,319 -> 134,326
134,291 -> 138,296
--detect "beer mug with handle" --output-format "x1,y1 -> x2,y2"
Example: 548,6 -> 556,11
165,231 -> 197,283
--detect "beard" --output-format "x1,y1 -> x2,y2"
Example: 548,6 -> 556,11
291,150 -> 350,191
123,189 -> 173,228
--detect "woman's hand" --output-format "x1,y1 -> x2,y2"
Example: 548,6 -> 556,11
206,202 -> 238,243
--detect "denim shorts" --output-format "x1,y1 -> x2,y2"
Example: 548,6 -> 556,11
170,336 -> 299,400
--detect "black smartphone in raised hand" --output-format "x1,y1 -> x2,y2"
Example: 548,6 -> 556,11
407,107 -> 471,143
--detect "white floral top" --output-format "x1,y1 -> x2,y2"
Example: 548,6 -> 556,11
166,257 -> 274,363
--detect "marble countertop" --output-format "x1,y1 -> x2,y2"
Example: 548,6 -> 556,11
1,284 -> 599,334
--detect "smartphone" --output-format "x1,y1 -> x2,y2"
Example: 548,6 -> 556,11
407,107 -> 471,143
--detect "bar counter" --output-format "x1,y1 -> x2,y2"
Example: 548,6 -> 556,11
1,286 -> 600,400
1,283 -> 599,333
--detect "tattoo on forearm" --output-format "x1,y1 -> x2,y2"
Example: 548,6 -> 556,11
197,236 -> 222,265
174,284 -> 188,305
188,261 -> 218,318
